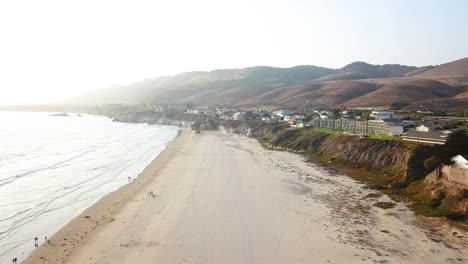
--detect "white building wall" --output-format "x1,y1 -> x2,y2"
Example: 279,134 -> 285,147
416,125 -> 431,132
451,155 -> 468,169
388,125 -> 403,136
233,112 -> 246,121
370,111 -> 394,120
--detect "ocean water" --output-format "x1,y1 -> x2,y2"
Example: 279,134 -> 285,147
0,112 -> 178,263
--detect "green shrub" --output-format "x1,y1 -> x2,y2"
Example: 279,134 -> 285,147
423,157 -> 439,172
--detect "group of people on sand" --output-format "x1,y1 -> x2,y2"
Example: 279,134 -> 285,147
34,236 -> 48,247
13,236 -> 49,263
147,190 -> 156,198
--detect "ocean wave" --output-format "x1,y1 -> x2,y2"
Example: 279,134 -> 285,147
0,112 -> 178,262
0,145 -> 105,188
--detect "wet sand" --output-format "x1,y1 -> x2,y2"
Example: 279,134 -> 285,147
24,131 -> 466,264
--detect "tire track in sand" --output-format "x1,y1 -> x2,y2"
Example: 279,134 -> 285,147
243,227 -> 253,264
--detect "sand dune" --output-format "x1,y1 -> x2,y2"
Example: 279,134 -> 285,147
24,131 -> 466,264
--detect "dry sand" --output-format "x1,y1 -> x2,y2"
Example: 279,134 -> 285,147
23,131 -> 467,264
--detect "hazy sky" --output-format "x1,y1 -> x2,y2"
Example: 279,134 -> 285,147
1,0 -> 467,105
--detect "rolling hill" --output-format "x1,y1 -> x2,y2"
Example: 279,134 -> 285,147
412,57 -> 468,80
72,66 -> 337,105
315,61 -> 420,81
71,57 -> 468,111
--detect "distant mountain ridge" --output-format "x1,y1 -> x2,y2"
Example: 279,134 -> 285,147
71,57 -> 468,111
316,61 -> 420,81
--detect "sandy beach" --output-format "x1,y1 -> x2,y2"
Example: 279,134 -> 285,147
23,131 -> 466,264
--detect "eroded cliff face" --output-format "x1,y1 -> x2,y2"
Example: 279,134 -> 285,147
425,166 -> 468,196
318,137 -> 413,179
251,124 -> 433,182
416,165 -> 468,218
220,121 -> 466,219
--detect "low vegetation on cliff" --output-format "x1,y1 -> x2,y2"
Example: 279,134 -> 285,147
222,121 -> 468,220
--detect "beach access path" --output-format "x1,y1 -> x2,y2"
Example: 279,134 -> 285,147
24,131 -> 466,264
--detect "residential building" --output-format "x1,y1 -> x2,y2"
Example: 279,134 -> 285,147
233,112 -> 246,121
291,123 -> 305,128
153,104 -> 187,113
284,114 -> 305,125
401,131 -> 449,145
400,120 -> 416,127
312,118 -> 403,136
261,117 -> 278,123
272,109 -> 295,118
416,124 -> 433,132
370,111 -> 395,120
187,107 -> 210,115
220,110 -> 236,120
368,120 -> 403,136
313,118 -> 336,129
451,155 -> 468,168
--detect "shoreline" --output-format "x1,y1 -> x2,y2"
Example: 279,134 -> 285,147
23,129 -> 190,264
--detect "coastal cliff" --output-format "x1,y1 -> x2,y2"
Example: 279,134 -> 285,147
112,111 -> 218,129
407,165 -> 468,219
221,121 -> 467,220
251,123 -> 434,182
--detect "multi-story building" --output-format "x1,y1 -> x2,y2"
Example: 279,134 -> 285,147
314,118 -> 336,129
312,118 -> 403,136
233,112 -> 246,121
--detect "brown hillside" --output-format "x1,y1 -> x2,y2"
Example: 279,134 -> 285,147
403,66 -> 436,76
413,57 -> 468,79
315,61 -> 420,81
411,57 -> 468,87
242,81 -> 380,107
343,79 -> 460,109
454,90 -> 468,98
402,97 -> 468,111
71,57 -> 468,111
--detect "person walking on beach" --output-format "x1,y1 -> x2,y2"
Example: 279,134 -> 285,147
34,237 -> 38,247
